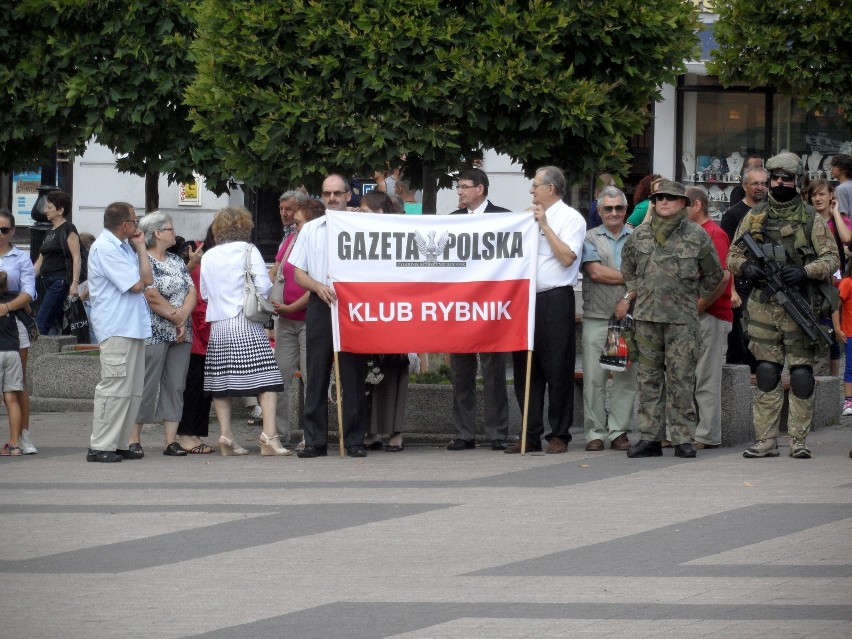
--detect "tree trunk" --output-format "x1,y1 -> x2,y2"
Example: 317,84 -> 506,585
421,159 -> 436,214
145,171 -> 159,213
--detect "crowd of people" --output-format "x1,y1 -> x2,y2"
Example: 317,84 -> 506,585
2,153 -> 851,461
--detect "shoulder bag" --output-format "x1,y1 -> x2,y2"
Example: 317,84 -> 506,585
243,244 -> 275,324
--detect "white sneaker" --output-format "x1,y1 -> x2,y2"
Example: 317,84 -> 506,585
19,429 -> 38,455
843,400 -> 852,416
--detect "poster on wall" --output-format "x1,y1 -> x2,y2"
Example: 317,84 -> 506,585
12,171 -> 41,227
178,174 -> 203,206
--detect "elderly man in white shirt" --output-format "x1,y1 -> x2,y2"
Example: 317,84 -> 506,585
505,166 -> 587,454
86,202 -> 153,463
289,174 -> 369,458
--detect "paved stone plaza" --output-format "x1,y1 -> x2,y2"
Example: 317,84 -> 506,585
1,412 -> 851,638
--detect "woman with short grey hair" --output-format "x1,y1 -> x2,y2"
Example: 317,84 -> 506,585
128,211 -> 197,456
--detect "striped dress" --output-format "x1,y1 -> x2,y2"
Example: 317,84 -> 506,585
203,312 -> 284,398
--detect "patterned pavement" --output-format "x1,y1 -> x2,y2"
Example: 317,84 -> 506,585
1,412 -> 850,638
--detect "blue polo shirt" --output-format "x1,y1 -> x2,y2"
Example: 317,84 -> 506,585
88,229 -> 152,341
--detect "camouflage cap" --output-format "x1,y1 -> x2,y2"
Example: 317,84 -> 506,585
765,152 -> 803,177
653,179 -> 691,206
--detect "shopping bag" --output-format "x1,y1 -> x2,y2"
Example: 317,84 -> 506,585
599,314 -> 632,372
61,295 -> 90,344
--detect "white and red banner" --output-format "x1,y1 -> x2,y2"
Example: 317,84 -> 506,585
327,210 -> 538,354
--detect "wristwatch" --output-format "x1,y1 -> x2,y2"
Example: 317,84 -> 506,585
622,293 -> 632,301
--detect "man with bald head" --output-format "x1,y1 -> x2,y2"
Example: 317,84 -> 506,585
505,166 -> 586,454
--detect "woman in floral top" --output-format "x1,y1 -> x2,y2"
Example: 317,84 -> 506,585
129,212 -> 197,456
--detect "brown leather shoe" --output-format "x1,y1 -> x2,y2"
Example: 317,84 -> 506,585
661,439 -> 673,448
692,442 -> 719,450
546,439 -> 568,454
610,434 -> 631,450
584,439 -> 604,451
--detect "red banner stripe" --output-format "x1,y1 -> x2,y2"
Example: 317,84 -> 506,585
335,280 -> 530,353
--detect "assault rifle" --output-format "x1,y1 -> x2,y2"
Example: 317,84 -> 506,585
737,231 -> 833,347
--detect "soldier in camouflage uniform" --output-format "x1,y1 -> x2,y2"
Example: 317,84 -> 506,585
621,180 -> 723,458
728,153 -> 839,459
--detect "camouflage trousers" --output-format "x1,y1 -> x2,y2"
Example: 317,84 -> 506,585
747,298 -> 820,441
634,320 -> 700,445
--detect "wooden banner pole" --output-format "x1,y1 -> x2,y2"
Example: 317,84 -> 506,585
521,350 -> 532,456
333,351 -> 345,458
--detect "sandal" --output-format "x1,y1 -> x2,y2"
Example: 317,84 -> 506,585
187,443 -> 215,454
1,443 -> 22,456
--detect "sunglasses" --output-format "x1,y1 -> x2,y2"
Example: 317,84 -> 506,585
651,193 -> 682,203
0,227 -> 12,235
770,172 -> 795,184
601,205 -> 626,213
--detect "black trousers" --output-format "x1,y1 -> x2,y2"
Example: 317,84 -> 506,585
726,286 -> 757,372
303,293 -> 368,449
512,285 -> 575,444
178,353 -> 211,438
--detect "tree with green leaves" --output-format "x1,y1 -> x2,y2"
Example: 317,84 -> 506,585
709,0 -> 852,130
187,0 -> 698,210
0,3 -> 89,174
1,1 -> 204,212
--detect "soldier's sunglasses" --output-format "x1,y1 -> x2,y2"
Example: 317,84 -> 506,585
651,194 -> 681,203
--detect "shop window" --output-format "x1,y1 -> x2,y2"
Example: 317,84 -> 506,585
678,75 -> 770,217
773,97 -> 851,181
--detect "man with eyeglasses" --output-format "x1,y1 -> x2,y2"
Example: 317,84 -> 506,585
85,202 -> 154,463
290,174 -> 370,458
621,180 -> 722,459
728,153 -> 839,459
505,166 -> 586,454
445,168 -> 511,451
579,186 -> 636,452
721,165 -> 768,372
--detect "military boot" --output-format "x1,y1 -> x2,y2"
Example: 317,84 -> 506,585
789,439 -> 812,459
743,438 -> 780,458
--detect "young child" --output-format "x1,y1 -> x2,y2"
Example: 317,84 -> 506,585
0,271 -> 26,456
835,251 -> 852,415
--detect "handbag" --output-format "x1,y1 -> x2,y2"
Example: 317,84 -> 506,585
242,244 -> 275,324
61,295 -> 90,344
599,314 -> 633,372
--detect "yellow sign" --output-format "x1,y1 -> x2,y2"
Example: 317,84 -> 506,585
178,174 -> 203,206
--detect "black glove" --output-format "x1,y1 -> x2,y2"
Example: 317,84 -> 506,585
780,264 -> 807,287
741,262 -> 766,286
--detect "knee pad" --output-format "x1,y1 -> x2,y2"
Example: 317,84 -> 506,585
755,361 -> 782,392
789,366 -> 815,399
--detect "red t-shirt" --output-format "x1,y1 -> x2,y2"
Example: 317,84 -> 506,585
701,219 -> 733,322
838,277 -> 852,335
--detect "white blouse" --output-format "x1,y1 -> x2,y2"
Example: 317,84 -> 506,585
200,241 -> 271,322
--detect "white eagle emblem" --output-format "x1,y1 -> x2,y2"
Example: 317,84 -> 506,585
414,230 -> 450,265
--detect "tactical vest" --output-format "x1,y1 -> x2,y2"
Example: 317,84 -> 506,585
750,201 -> 816,268
582,229 -> 628,320
749,201 -> 837,319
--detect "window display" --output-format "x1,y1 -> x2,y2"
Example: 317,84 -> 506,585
678,75 -> 851,218
678,75 -> 769,217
